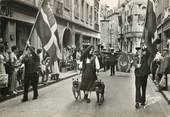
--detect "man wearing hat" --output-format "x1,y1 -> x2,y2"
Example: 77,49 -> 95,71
21,42 -> 40,102
134,47 -> 150,108
109,49 -> 117,76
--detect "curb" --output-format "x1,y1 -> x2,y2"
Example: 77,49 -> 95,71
0,72 -> 79,103
160,91 -> 170,104
150,77 -> 170,105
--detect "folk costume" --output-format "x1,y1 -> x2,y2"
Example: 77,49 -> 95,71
79,45 -> 100,103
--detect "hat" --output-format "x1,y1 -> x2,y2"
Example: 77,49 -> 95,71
80,45 -> 94,61
163,48 -> 169,51
135,47 -> 141,50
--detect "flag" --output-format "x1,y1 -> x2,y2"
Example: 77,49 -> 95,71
142,0 -> 157,65
36,0 -> 62,62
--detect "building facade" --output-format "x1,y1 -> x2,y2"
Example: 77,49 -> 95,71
156,0 -> 170,51
0,0 -> 100,57
100,5 -> 119,51
107,10 -> 119,51
118,0 -> 146,53
0,0 -> 38,50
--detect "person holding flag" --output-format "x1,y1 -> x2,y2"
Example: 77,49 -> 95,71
21,42 -> 40,102
35,0 -> 62,80
134,0 -> 161,109
134,47 -> 150,108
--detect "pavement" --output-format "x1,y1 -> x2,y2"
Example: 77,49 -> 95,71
1,70 -> 170,117
155,74 -> 170,104
0,70 -> 79,102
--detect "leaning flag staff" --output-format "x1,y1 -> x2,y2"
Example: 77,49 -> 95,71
22,0 -> 62,69
23,0 -> 44,50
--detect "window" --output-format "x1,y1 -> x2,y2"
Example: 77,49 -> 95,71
94,0 -> 99,23
64,0 -> 70,10
74,0 -> 79,18
81,0 -> 84,19
55,1 -> 63,16
86,3 -> 89,23
90,6 -> 93,24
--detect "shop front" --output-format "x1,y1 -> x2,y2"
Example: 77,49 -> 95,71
0,1 -> 37,51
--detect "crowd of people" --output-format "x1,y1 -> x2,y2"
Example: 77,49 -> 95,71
151,48 -> 170,91
0,42 -> 59,100
2,41 -> 169,107
0,42 -> 86,100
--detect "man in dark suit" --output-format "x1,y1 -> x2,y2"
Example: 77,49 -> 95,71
110,49 -> 117,76
134,47 -> 150,109
21,43 -> 40,102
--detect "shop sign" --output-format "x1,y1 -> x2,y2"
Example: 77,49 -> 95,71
0,6 -> 12,17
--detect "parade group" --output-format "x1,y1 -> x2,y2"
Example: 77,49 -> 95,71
0,40 -> 119,102
0,40 -> 170,108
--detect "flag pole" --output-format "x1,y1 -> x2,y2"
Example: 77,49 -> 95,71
24,0 -> 44,49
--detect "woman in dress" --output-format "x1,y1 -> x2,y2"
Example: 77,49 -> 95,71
10,46 -> 18,95
80,45 -> 100,103
0,45 -> 7,96
0,45 -> 6,74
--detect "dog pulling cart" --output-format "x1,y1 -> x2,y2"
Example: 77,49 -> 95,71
72,73 -> 105,105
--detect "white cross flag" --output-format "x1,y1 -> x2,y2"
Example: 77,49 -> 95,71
36,0 -> 62,62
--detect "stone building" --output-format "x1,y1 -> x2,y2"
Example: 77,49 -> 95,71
107,10 -> 119,51
100,5 -> 119,51
0,0 -> 100,56
155,0 -> 170,51
100,18 -> 110,50
118,0 -> 147,53
0,0 -> 38,50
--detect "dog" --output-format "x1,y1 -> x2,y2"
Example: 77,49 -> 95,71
72,78 -> 81,100
95,79 -> 105,105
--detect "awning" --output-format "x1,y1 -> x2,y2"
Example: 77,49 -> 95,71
0,15 -> 34,24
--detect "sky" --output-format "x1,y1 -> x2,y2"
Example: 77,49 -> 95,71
100,0 -> 119,8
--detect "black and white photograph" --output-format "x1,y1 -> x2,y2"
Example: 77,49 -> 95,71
0,0 -> 170,116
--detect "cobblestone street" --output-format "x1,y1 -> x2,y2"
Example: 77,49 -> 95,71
0,70 -> 170,117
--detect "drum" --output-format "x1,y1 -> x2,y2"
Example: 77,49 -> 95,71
117,52 -> 132,73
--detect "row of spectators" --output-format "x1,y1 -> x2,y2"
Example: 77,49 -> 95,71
0,42 -> 60,98
151,49 -> 170,91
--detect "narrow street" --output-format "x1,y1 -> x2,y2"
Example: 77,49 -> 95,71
0,70 -> 170,117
